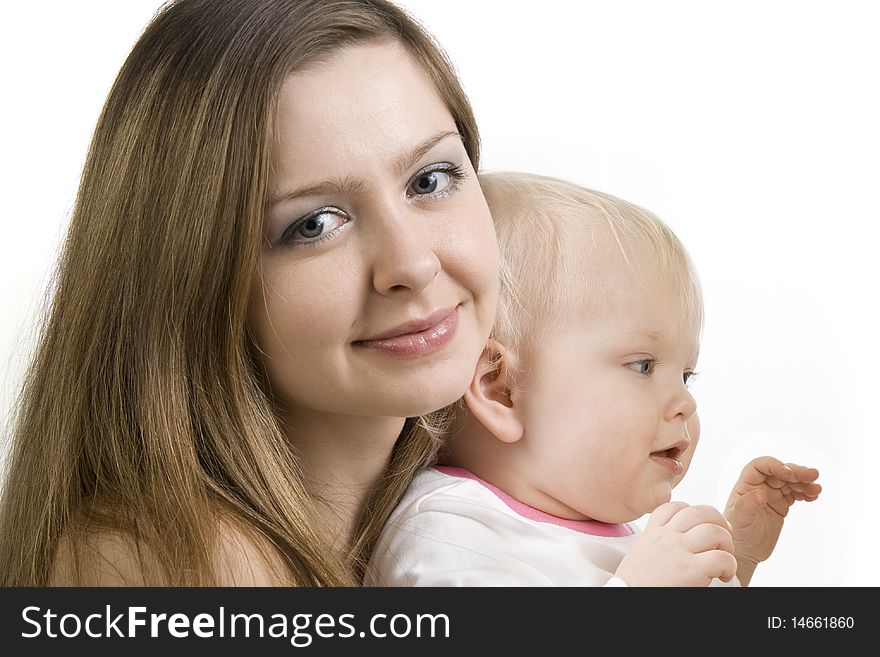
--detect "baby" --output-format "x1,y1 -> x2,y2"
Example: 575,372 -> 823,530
365,172 -> 821,586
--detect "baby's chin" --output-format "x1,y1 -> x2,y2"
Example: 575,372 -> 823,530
632,485 -> 676,520
560,484 -> 679,524
592,501 -> 659,525
671,465 -> 692,488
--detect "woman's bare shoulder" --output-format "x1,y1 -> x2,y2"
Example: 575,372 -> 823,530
48,528 -> 154,586
48,518 -> 291,586
212,517 -> 292,586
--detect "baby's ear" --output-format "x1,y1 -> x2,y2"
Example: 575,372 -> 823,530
463,339 -> 524,444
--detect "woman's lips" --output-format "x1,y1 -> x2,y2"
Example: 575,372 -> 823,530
353,306 -> 459,358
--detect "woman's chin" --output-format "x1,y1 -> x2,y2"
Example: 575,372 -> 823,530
396,386 -> 467,418
390,365 -> 474,417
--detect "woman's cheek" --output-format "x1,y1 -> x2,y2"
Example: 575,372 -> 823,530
459,201 -> 500,302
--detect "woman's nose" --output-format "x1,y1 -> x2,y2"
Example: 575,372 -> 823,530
369,209 -> 441,296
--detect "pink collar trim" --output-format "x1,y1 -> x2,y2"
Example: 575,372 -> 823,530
433,465 -> 633,537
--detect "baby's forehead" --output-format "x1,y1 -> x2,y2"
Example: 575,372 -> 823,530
571,276 -> 700,329
485,175 -> 704,360
552,303 -> 703,367
559,219 -> 666,289
556,245 -> 702,341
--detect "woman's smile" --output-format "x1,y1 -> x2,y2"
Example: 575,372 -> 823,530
353,304 -> 460,358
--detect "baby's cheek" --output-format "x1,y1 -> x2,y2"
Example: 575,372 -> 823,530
673,416 -> 701,487
687,414 -> 701,451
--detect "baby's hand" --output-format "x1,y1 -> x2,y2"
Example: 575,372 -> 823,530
725,456 -> 821,586
615,502 -> 737,587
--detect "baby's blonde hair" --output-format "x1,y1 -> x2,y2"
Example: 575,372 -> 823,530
480,171 -> 703,367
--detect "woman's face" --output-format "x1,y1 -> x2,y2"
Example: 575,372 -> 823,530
250,40 -> 499,426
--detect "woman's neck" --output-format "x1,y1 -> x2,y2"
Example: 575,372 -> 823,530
282,411 -> 406,546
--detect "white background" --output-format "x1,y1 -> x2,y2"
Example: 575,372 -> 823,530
2,1 -> 877,585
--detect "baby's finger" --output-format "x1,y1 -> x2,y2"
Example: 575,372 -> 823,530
771,492 -> 795,514
785,463 -> 820,482
695,549 -> 738,583
788,481 -> 822,496
668,504 -> 731,533
775,481 -> 822,497
731,487 -> 764,514
758,477 -> 791,491
682,523 -> 734,555
726,490 -> 764,530
792,484 -> 822,500
647,501 -> 691,528
739,456 -> 795,485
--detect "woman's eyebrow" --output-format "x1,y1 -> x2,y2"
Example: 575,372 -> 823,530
270,175 -> 366,207
269,130 -> 461,207
392,129 -> 460,177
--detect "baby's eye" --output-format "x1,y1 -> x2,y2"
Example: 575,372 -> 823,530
281,208 -> 349,246
406,163 -> 465,198
627,359 -> 655,376
683,370 -> 698,386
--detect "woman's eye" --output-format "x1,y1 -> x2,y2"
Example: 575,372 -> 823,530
281,209 -> 348,246
627,359 -> 655,376
407,164 -> 465,198
412,171 -> 447,195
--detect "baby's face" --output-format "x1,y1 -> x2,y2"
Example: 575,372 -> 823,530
515,271 -> 701,524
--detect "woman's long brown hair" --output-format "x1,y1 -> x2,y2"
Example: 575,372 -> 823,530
0,0 -> 480,586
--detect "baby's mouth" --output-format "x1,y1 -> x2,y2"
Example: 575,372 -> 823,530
651,446 -> 683,459
649,439 -> 689,476
650,437 -> 690,460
